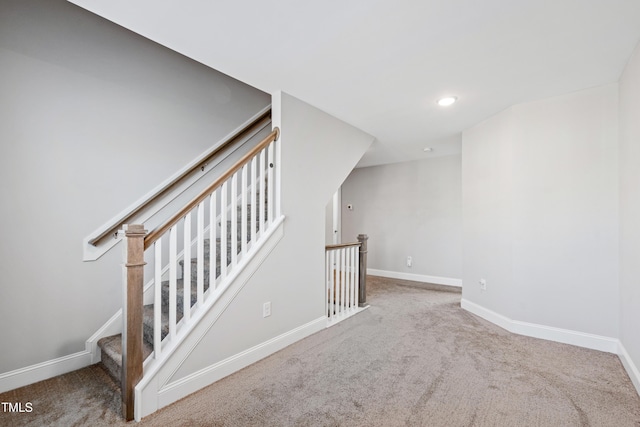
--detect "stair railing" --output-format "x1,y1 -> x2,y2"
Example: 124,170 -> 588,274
325,234 -> 368,324
121,127 -> 280,421
88,108 -> 271,248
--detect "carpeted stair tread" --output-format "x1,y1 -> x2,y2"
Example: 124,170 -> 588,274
159,278 -> 209,317
143,304 -> 169,343
97,230 -> 248,385
176,201 -> 270,285
97,334 -> 152,385
92,179 -> 273,409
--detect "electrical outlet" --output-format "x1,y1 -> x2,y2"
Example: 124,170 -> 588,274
263,301 -> 271,318
479,279 -> 487,291
407,256 -> 412,267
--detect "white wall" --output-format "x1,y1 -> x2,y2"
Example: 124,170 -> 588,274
167,92 -> 374,380
619,41 -> 640,390
461,110 -> 516,316
0,0 -> 269,374
462,84 -> 620,340
511,86 -> 619,335
341,156 -> 462,283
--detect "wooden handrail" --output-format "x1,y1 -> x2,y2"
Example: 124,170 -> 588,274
325,242 -> 361,250
144,127 -> 280,250
88,108 -> 271,247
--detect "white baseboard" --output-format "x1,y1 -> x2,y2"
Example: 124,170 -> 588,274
0,309 -> 124,393
460,298 -> 512,330
368,268 -> 462,288
0,350 -> 93,394
460,298 -> 619,354
618,342 -> 640,397
155,316 -> 326,410
86,310 -> 123,364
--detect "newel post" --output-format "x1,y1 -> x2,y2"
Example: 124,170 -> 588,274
357,234 -> 368,307
122,224 -> 147,421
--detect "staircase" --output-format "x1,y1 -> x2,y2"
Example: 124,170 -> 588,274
86,106 -> 370,421
91,125 -> 281,421
97,205 -> 264,385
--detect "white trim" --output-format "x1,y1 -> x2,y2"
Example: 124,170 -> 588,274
618,342 -> 640,397
459,299 -> 639,398
368,268 -> 462,288
326,305 -> 370,327
460,298 -> 619,353
0,351 -> 92,393
135,216 -> 286,421
155,316 -> 326,413
0,308 -> 124,393
460,298 -> 512,331
159,219 -> 285,386
1,307 -> 126,393
86,310 -> 123,364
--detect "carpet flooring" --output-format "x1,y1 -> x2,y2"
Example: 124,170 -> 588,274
1,276 -> 639,426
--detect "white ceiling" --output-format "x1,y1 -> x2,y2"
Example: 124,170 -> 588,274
69,0 -> 640,167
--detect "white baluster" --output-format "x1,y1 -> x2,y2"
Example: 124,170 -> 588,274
183,213 -> 191,323
209,191 -> 217,290
325,245 -> 365,322
250,157 -> 257,245
348,247 -> 352,312
241,164 -> 248,257
329,250 -> 335,320
324,251 -> 331,317
352,247 -> 357,310
231,172 -> 238,267
197,202 -> 204,307
349,246 -> 356,311
335,249 -> 341,317
345,247 -> 351,313
326,250 -> 330,320
220,181 -> 228,278
169,226 -> 177,339
341,248 -> 346,316
154,239 -> 162,358
259,148 -> 266,236
353,246 -> 360,310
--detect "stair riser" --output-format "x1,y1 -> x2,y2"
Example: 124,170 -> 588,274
101,352 -> 121,385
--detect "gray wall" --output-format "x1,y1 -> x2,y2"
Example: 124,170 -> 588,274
619,41 -> 640,390
462,84 -> 620,338
167,91 -> 374,380
0,0 -> 269,373
461,109 -> 516,317
341,155 -> 462,281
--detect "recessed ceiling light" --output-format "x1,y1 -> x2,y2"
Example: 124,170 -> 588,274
423,147 -> 433,152
437,96 -> 457,107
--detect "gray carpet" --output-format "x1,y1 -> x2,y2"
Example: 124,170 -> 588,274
2,276 -> 639,426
